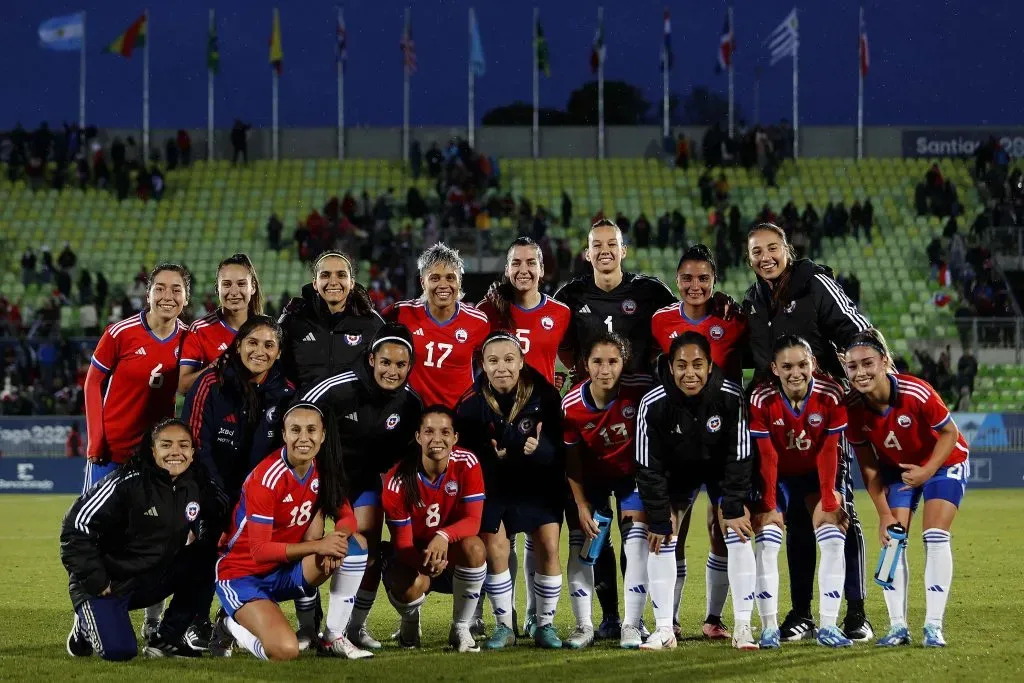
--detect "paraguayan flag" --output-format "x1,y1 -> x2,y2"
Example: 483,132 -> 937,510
765,8 -> 798,66
39,12 -> 85,51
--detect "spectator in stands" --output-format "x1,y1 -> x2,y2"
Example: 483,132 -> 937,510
849,200 -> 864,239
231,119 -> 251,164
80,301 -> 99,336
702,122 -> 725,167
78,269 -> 93,305
266,212 -> 284,251
671,209 -> 686,249
426,141 -> 443,178
914,182 -> 929,216
757,203 -> 778,226
561,191 -> 572,228
656,212 -> 671,249
956,347 -> 978,394
781,200 -> 799,232
165,138 -> 179,170
675,133 -> 690,170
634,213 -> 652,249
177,130 -> 191,167
410,139 -> 422,179
699,169 -> 713,208
20,248 -> 36,286
714,173 -> 730,204
56,268 -> 72,301
65,422 -> 85,457
838,272 -> 861,306
40,246 -> 55,283
614,210 -> 631,236
95,271 -> 109,312
58,242 -> 77,273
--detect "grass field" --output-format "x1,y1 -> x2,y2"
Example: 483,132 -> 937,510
2,491 -> 1022,682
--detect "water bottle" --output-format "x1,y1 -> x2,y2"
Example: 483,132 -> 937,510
874,523 -> 908,587
579,509 -> 613,566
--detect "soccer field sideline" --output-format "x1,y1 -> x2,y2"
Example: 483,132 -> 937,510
2,491 -> 1022,682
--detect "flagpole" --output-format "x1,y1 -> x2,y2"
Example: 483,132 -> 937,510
143,9 -> 150,162
403,7 -> 411,164
272,70 -> 279,161
208,9 -> 215,161
856,5 -> 864,160
468,8 -> 475,148
727,3 -> 734,138
792,9 -> 799,160
661,43 -> 669,141
532,7 -> 539,159
80,12 -> 87,129
338,7 -> 345,160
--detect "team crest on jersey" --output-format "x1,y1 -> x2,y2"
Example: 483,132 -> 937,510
266,406 -> 278,423
897,414 -> 912,428
621,299 -> 638,315
541,316 -> 555,330
784,301 -> 797,314
385,413 -> 401,430
518,417 -> 535,434
344,334 -> 363,346
622,403 -> 636,419
172,346 -> 179,359
709,325 -> 725,340
455,328 -> 468,343
706,415 -> 722,433
185,501 -> 200,522
808,413 -> 823,427
444,480 -> 459,497
311,478 -> 320,493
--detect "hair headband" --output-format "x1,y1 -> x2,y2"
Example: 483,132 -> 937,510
314,252 -> 353,273
372,335 -> 414,354
847,340 -> 886,356
284,402 -> 325,419
484,331 -> 522,350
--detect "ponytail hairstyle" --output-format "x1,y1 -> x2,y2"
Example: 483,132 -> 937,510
668,330 -> 712,365
217,253 -> 265,316
212,315 -> 283,426
311,249 -> 375,317
582,331 -> 632,368
747,222 -> 797,312
480,331 -> 534,424
676,243 -> 718,282
767,334 -> 815,391
845,328 -> 897,373
485,237 -> 545,329
397,405 -> 459,511
369,322 -> 415,363
146,262 -> 192,305
283,401 -> 349,519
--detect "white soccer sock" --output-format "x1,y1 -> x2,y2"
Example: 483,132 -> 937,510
294,592 -> 319,633
724,529 -> 756,629
672,557 -> 687,624
754,524 -> 783,630
324,552 -> 368,637
534,573 -> 562,628
567,531 -> 594,629
485,569 -> 515,628
386,591 -> 425,619
347,589 -> 378,632
452,564 -> 487,626
815,524 -> 847,628
523,537 -> 537,616
648,537 -> 677,631
882,548 -> 909,628
923,529 -> 953,628
225,616 -> 268,660
622,523 -> 650,628
145,601 -> 164,623
705,552 -> 730,620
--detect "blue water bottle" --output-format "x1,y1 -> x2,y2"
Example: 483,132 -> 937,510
579,510 -> 613,566
874,523 -> 908,587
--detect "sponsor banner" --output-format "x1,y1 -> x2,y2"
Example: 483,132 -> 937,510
0,459 -> 86,494
0,417 -> 87,459
848,451 -> 1024,490
901,130 -> 1024,158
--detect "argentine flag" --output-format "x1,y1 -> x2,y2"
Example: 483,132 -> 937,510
39,13 -> 85,51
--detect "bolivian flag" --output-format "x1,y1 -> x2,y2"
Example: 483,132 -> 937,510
105,13 -> 147,58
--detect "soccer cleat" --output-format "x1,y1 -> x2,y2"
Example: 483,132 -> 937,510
470,617 -> 488,640
639,620 -> 651,639
563,626 -> 595,650
448,624 -> 481,653
66,617 -> 93,657
923,624 -> 946,648
816,625 -> 853,648
673,620 -> 682,639
320,632 -> 374,659
639,626 -> 677,650
779,611 -> 816,642
596,616 -> 622,640
875,624 -> 911,647
534,624 -> 562,649
758,627 -> 781,649
140,618 -> 160,643
209,610 -> 233,657
842,610 -> 874,642
398,612 -> 422,649
184,619 -> 214,652
522,613 -> 537,639
143,633 -> 203,658
619,623 -> 643,649
702,616 -> 731,640
346,625 -> 382,650
732,624 -> 759,651
483,624 -> 516,650
296,626 -> 320,652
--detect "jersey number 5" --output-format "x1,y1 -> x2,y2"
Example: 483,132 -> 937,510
515,329 -> 531,354
423,342 -> 453,368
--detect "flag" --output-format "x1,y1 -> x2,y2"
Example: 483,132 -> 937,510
401,13 -> 416,74
859,12 -> 870,77
535,18 -> 550,77
336,7 -> 347,64
207,14 -> 220,74
39,13 -> 84,51
766,9 -> 797,66
660,8 -> 672,72
269,8 -> 283,74
104,14 -> 147,58
717,14 -> 734,72
590,12 -> 605,74
470,9 -> 485,76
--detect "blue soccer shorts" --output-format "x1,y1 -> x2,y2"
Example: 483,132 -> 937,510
775,471 -> 823,515
882,461 -> 969,511
215,561 -> 309,619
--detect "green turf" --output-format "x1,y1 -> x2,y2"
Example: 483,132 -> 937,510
2,491 -> 1022,682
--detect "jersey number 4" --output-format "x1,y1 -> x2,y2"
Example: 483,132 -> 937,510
884,430 -> 903,452
423,342 -> 453,368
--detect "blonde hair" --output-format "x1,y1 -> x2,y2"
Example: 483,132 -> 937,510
481,333 -> 534,424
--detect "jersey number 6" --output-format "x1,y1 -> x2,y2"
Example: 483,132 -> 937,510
148,363 -> 165,389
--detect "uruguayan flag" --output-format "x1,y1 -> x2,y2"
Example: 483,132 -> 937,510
39,13 -> 85,51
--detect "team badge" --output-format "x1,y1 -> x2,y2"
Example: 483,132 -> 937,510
621,299 -> 637,315
518,417 -> 535,434
897,414 -> 912,428
808,413 -> 823,427
173,346 -> 180,359
311,478 -> 320,493
622,403 -> 636,419
455,328 -> 469,343
344,334 -> 362,346
706,415 -> 722,433
709,325 -> 725,340
185,502 -> 201,522
444,480 -> 459,497
541,316 -> 555,330
385,413 -> 401,430
784,301 -> 797,314
266,406 -> 278,423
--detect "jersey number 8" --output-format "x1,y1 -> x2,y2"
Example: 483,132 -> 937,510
425,503 -> 441,528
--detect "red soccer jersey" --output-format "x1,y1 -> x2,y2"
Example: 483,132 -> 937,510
477,295 -> 570,384
561,375 -> 653,480
87,312 -> 184,462
749,375 -> 847,511
179,309 -> 237,368
218,448 -> 356,580
650,304 -> 747,381
846,373 -> 969,469
382,448 -> 485,566
384,301 -> 490,408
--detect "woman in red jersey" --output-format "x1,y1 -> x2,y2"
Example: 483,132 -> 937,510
178,253 -> 264,394
844,329 -> 968,649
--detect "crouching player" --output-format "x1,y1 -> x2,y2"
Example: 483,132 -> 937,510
749,336 -> 853,649
214,403 -> 371,661
844,329 -> 968,648
381,406 -> 488,652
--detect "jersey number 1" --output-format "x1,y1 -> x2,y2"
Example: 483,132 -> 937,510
604,315 -> 614,333
423,342 -> 453,368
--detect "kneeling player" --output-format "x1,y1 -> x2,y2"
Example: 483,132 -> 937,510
381,406 -> 488,652
214,403 -> 371,661
562,332 -> 652,649
845,329 -> 968,648
750,336 -> 852,649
